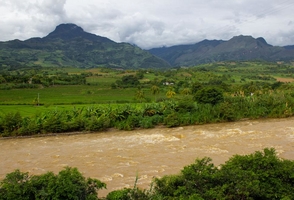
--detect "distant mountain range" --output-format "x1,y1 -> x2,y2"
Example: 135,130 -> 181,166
148,36 -> 294,66
0,23 -> 293,69
0,23 -> 170,69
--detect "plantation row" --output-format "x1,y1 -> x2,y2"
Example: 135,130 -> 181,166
1,148 -> 294,199
1,90 -> 294,137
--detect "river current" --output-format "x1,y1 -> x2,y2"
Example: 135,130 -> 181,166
1,117 -> 294,196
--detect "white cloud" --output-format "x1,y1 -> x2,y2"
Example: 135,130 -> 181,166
0,0 -> 293,48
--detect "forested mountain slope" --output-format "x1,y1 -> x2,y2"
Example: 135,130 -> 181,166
0,23 -> 170,69
149,35 -> 294,66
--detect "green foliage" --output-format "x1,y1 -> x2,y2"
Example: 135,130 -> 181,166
194,87 -> 224,105
117,75 -> 140,88
106,174 -> 151,200
218,148 -> 294,199
0,167 -> 106,200
176,98 -> 197,113
0,112 -> 22,136
1,61 -> 294,137
164,112 -> 180,127
0,170 -> 32,200
1,89 -> 294,137
152,148 -> 294,199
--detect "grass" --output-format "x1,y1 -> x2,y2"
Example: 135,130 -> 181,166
0,86 -> 140,104
0,105 -> 80,117
1,61 -> 294,117
0,84 -> 168,116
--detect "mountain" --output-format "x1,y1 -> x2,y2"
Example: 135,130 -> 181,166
0,23 -> 170,69
149,35 -> 294,66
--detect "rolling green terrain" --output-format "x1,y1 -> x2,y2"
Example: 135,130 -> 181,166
149,35 -> 294,66
1,61 -> 294,137
1,62 -> 294,198
1,61 -> 294,114
0,23 -> 170,70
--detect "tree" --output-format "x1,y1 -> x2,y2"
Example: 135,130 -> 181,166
193,87 -> 224,105
166,87 -> 176,99
135,88 -> 145,103
0,170 -> 32,200
150,85 -> 160,101
0,167 -> 106,200
181,88 -> 191,95
120,75 -> 140,87
191,81 -> 203,94
1,112 -> 22,135
153,148 -> 294,199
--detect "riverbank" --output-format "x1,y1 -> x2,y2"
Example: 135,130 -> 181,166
1,117 -> 294,196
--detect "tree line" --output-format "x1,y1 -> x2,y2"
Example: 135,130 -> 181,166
0,70 -> 88,89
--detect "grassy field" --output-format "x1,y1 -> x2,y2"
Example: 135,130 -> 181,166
1,61 -> 294,117
0,86 -> 169,104
0,85 -> 168,116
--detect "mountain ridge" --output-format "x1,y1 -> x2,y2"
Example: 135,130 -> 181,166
1,23 -> 293,69
148,35 -> 294,66
0,23 -> 170,69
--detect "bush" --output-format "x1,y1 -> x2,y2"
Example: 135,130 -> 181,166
152,148 -> 294,199
86,115 -> 110,131
164,112 -> 180,127
1,112 -> 22,136
0,167 -> 106,200
193,87 -> 224,105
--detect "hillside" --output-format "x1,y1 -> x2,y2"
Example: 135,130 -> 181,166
0,23 -> 170,69
149,35 -> 294,66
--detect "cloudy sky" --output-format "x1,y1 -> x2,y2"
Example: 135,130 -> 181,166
0,0 -> 293,49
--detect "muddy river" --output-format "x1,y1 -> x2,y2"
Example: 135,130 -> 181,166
1,117 -> 294,196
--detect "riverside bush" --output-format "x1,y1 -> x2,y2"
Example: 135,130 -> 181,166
0,167 -> 106,200
152,148 -> 294,199
1,92 -> 294,137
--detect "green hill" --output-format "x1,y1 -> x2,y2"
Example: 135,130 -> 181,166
149,35 -> 294,66
0,23 -> 170,69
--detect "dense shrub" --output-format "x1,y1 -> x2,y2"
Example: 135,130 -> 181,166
1,91 -> 294,137
0,167 -> 106,200
194,87 -> 224,105
163,112 -> 180,127
152,148 -> 294,199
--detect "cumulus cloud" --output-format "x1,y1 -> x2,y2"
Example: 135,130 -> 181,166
0,0 -> 67,40
0,0 -> 293,48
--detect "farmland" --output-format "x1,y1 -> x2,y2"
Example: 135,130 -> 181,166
1,61 -> 294,137
1,61 -> 294,199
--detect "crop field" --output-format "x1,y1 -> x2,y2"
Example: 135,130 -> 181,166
0,85 -> 167,116
1,61 -> 294,117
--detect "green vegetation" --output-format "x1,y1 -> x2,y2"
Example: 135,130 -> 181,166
1,148 -> 294,199
1,61 -> 294,137
149,35 -> 294,66
0,24 -> 170,70
0,167 -> 106,200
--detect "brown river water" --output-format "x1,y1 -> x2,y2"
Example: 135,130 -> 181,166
1,117 -> 294,196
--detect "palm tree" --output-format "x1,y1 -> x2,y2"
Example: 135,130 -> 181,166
135,88 -> 145,103
151,85 -> 160,102
181,88 -> 191,96
166,87 -> 176,99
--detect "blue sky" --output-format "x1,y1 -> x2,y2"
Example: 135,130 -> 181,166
0,0 -> 293,49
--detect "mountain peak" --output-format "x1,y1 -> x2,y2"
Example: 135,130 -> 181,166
54,23 -> 84,33
45,23 -> 84,40
44,23 -> 113,43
